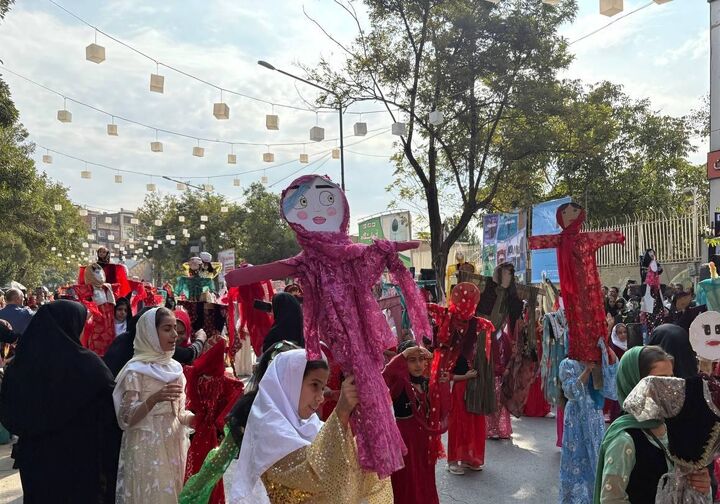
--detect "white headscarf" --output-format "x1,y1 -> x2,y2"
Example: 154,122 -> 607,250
611,323 -> 628,351
227,349 -> 324,501
112,308 -> 183,412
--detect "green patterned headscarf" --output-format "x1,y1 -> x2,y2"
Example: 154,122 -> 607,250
593,347 -> 663,503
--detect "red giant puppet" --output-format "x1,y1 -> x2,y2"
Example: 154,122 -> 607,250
529,202 -> 624,361
77,246 -> 131,298
225,174 -> 431,478
74,263 -> 121,356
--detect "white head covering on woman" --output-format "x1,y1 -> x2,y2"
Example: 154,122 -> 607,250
227,348 -> 324,501
112,308 -> 183,413
610,323 -> 628,351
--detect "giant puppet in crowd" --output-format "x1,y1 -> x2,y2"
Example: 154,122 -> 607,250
77,246 -> 131,298
529,202 -> 625,362
224,174 -> 431,478
74,263 -> 120,356
176,252 -> 223,302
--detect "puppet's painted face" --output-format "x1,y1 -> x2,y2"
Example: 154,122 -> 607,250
560,205 -> 582,228
455,251 -> 465,263
450,282 -> 480,319
85,263 -> 106,287
282,176 -> 345,233
690,311 -> 720,361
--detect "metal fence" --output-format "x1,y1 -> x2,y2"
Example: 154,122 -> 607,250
587,204 -> 706,267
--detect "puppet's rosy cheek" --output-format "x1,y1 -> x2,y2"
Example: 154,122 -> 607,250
327,207 -> 337,217
297,210 -> 309,220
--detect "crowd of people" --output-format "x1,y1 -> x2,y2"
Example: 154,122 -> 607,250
0,245 -> 719,504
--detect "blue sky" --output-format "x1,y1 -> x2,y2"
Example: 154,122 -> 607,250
0,0 -> 709,235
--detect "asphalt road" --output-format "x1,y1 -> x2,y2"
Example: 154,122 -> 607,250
437,415 -> 561,504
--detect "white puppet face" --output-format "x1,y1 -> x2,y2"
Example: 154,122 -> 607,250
690,310 -> 720,361
85,263 -> 106,287
282,176 -> 345,233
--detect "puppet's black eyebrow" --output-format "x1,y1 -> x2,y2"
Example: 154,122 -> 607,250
315,184 -> 334,188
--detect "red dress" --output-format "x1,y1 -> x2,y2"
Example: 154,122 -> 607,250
78,263 -> 131,298
523,324 -> 551,418
448,363 -> 486,466
74,283 -> 119,357
183,340 -> 244,504
383,354 -> 439,504
486,330 -> 513,439
529,206 -> 624,361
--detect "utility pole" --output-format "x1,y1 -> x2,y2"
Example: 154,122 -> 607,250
708,0 -> 720,264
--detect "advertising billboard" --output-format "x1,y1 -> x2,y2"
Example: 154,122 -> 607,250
530,197 -> 571,283
482,211 -> 526,280
358,211 -> 412,266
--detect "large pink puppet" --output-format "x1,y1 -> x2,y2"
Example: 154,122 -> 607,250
224,174 -> 431,478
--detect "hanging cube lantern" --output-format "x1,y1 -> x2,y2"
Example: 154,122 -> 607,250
193,146 -> 205,157
170,240 -> 176,245
153,244 -> 159,249
87,233 -> 95,240
200,224 -> 206,230
107,234 -> 115,241
353,122 -> 367,136
42,154 -> 53,164
220,206 -> 228,213
227,154 -> 237,164
213,102 -> 230,120
57,109 -> 72,123
70,254 -> 76,259
332,148 -> 341,160
130,218 -> 139,225
104,216 -> 112,224
57,253 -> 62,257
68,228 -> 75,234
129,244 -> 135,249
299,153 -> 309,164
147,183 -> 157,192
177,182 -> 187,191
51,246 -> 57,251
392,122 -> 407,136
156,239 -> 162,244
263,152 -> 275,163
266,114 -> 279,130
600,0 -> 623,16
484,0 -> 500,3
178,216 -> 186,223
261,175 -> 269,185
146,235 -> 154,241
115,174 -> 123,183
429,110 -> 444,125
85,43 -> 106,64
541,0 -> 560,4
82,242 -> 89,248
200,215 -> 208,222
113,244 -> 121,249
143,241 -> 149,246
653,0 -> 671,3
150,73 -> 165,93
54,204 -> 62,212
309,126 -> 325,142
165,234 -> 172,240
151,141 -> 163,152
233,178 -> 241,187
78,209 -> 88,217
154,219 -> 162,226
203,184 -> 214,192
107,123 -> 118,136
80,170 -> 92,179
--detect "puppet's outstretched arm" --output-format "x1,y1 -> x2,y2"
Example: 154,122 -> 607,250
395,240 -> 421,252
224,260 -> 297,287
528,234 -> 562,250
587,231 -> 625,252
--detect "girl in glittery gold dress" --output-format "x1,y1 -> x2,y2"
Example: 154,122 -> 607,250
225,348 -> 393,503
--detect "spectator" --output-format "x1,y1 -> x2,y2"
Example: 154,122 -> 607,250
0,291 -> 5,309
0,289 -> 33,335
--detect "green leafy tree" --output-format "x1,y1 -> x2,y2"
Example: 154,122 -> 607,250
306,0 -> 577,293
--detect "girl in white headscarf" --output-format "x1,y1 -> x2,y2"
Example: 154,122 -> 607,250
113,307 -> 195,504
225,348 -> 393,504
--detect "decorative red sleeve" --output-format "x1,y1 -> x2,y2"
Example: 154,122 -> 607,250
382,354 -> 409,401
586,231 -> 625,251
224,260 -> 297,287
528,234 -> 562,250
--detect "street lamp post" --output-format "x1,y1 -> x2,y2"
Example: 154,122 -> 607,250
258,60 -> 345,191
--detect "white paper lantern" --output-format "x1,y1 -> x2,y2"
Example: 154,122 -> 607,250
177,182 -> 187,191
266,114 -> 279,130
57,109 -> 72,123
165,234 -> 172,240
261,175 -> 269,185
143,241 -> 149,246
227,154 -> 237,164
147,183 -> 157,192
353,122 -> 367,136
200,215 -> 208,222
170,240 -> 176,245
203,184 -> 214,192
392,122 -> 407,136
193,146 -> 205,157
87,233 -> 95,240
310,126 -> 325,142
429,110 -> 444,125
541,0 -> 560,4
220,206 -> 229,213
146,235 -> 154,241
233,178 -> 241,187
68,228 -> 75,234
107,123 -> 118,136
299,153 -> 309,164
70,254 -> 76,259
51,246 -> 57,251
154,219 -> 162,226
107,234 -> 115,241
484,0 -> 500,3
115,174 -> 123,183
178,216 -> 186,222
82,242 -> 89,248
53,204 -> 62,212
263,152 -> 275,163
153,244 -> 159,249
57,253 -> 62,257
156,240 -> 162,244
85,43 -> 106,64
653,0 -> 671,3
80,169 -> 92,179
129,244 -> 135,249
42,154 -> 53,164
113,244 -> 120,249
213,102 -> 230,120
150,73 -> 165,93
200,224 -> 206,230
151,141 -> 163,152
332,148 -> 341,160
600,0 -> 623,16
79,209 -> 88,217
130,218 -> 139,225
